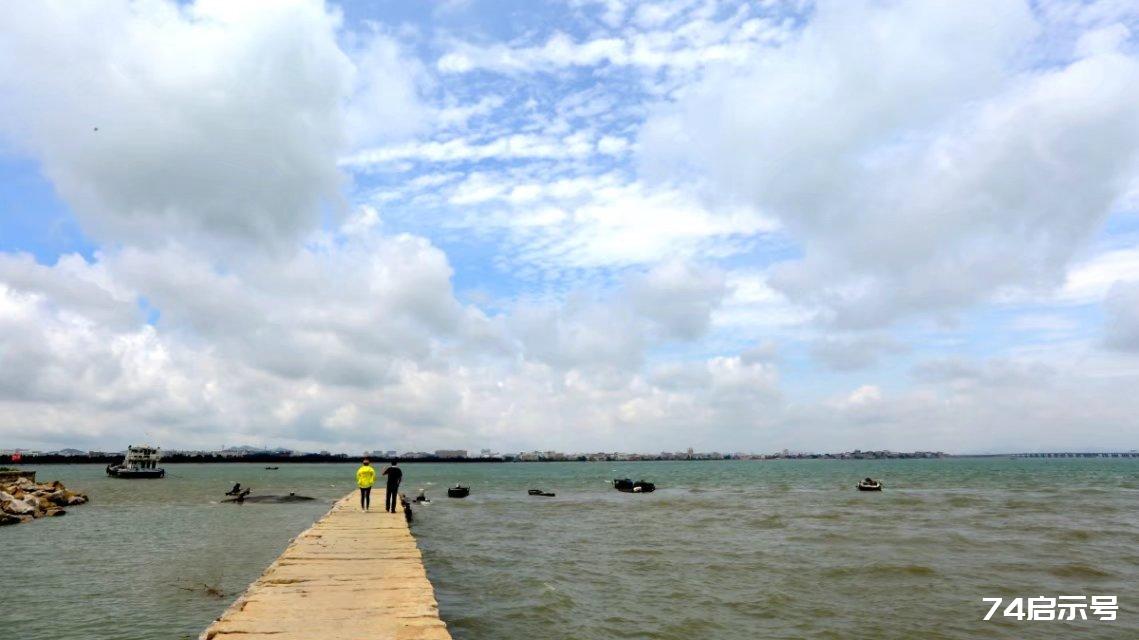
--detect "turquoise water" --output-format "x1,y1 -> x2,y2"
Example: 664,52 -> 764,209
2,459 -> 1137,639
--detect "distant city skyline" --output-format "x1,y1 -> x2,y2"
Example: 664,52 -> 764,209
7,443 -> 1139,461
2,1 -> 1139,454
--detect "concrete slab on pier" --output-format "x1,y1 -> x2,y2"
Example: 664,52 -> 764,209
200,493 -> 452,640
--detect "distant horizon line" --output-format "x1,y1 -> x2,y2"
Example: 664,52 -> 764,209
6,447 -> 1139,460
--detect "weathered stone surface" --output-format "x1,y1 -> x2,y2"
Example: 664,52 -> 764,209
2,497 -> 35,515
0,478 -> 88,524
200,493 -> 451,640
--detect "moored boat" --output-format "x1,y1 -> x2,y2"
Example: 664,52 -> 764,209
447,484 -> 470,498
613,478 -> 656,493
528,489 -> 555,497
857,477 -> 883,491
105,445 -> 165,479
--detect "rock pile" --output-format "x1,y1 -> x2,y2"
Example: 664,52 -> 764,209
0,477 -> 88,525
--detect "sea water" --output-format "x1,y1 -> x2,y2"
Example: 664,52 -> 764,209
2,459 -> 1137,639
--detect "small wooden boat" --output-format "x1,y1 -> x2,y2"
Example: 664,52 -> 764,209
613,478 -> 656,493
447,485 -> 470,498
528,489 -> 555,497
857,478 -> 883,491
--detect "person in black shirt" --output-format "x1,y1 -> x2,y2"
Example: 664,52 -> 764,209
382,460 -> 403,513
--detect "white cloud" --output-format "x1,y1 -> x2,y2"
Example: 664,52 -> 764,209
831,384 -> 883,409
433,95 -> 506,130
0,211 -> 756,451
1056,247 -> 1139,303
2,0 -> 1138,456
434,8 -> 789,75
0,252 -> 139,329
343,131 -> 614,168
344,27 -> 428,147
493,178 -> 776,273
0,0 -> 422,248
713,269 -> 810,332
641,0 -> 1139,327
1104,281 -> 1139,350
810,335 -> 905,372
628,261 -> 726,340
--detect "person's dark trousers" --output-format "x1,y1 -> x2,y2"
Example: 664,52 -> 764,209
360,487 -> 371,510
385,483 -> 400,512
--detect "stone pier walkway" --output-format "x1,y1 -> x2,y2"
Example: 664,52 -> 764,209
200,492 -> 452,640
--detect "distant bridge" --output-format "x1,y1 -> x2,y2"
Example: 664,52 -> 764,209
1006,452 -> 1138,458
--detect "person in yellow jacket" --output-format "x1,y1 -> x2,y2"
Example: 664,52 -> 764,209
356,458 -> 376,511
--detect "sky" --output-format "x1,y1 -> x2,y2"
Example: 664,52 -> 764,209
1,0 -> 1138,455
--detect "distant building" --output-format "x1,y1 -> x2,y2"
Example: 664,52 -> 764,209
434,449 -> 467,458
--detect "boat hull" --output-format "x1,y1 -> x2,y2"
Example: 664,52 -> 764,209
105,465 -> 165,479
447,487 -> 470,498
613,478 -> 656,493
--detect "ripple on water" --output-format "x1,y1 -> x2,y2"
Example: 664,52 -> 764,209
822,563 -> 938,578
1046,563 -> 1115,579
10,460 -> 1137,640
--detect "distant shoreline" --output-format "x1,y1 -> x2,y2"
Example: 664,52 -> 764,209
9,452 -> 1137,465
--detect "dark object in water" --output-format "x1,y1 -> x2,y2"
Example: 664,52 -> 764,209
224,492 -> 314,504
222,488 -> 252,503
613,478 -> 656,493
179,583 -> 225,599
528,489 -> 556,497
264,466 -> 279,470
447,485 -> 470,498
413,490 -> 430,504
857,478 -> 883,491
225,483 -> 243,496
399,494 -> 413,524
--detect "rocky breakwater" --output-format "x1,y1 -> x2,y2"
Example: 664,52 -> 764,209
0,477 -> 88,526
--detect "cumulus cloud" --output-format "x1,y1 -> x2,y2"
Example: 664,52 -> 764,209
0,252 -> 139,329
642,0 -> 1139,327
0,279 -> 223,445
628,261 -> 727,340
0,0 -> 421,248
508,260 -> 729,370
2,0 -> 1137,455
0,212 -> 752,451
